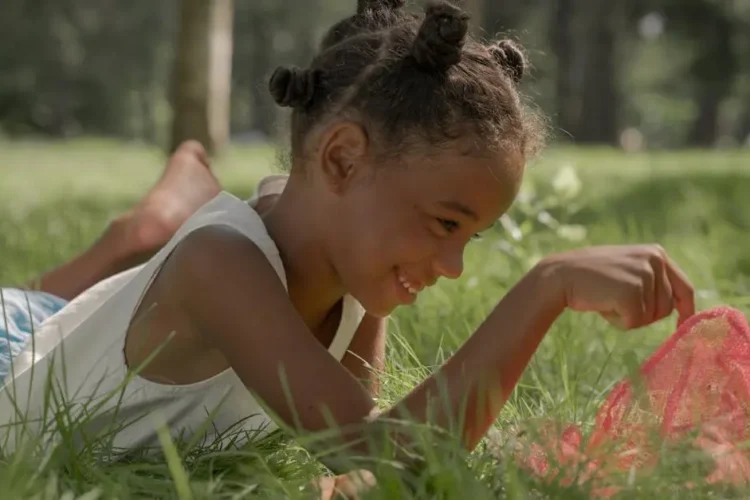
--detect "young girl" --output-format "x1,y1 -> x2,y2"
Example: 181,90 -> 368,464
0,0 -> 695,494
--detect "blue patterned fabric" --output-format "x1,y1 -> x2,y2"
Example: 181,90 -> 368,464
0,288 -> 68,381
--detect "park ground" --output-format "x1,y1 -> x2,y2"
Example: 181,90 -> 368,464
1,139 -> 750,498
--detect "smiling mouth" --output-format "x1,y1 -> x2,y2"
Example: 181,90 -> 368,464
397,271 -> 424,296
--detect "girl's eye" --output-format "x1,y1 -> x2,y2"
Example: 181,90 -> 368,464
437,218 -> 482,241
438,218 -> 459,233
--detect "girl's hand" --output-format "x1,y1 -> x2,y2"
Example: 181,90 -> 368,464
539,244 -> 695,330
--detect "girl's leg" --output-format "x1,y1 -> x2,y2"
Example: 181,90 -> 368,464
17,156 -> 362,495
26,141 -> 221,301
0,288 -> 68,381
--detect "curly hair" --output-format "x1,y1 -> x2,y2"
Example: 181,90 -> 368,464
268,0 -> 546,165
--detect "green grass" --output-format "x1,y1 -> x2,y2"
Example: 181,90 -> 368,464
1,138 -> 750,498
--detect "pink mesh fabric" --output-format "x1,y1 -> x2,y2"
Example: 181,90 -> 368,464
516,307 -> 750,494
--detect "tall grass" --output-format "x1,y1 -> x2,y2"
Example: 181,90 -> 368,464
0,139 -> 749,498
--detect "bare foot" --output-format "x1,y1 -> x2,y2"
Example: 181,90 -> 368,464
112,140 -> 221,268
28,141 -> 222,300
312,470 -> 377,499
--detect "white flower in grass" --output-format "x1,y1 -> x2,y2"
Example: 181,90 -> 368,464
557,224 -> 588,242
498,214 -> 523,241
552,163 -> 582,200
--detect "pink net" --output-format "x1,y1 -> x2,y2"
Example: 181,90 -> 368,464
516,306 -> 750,495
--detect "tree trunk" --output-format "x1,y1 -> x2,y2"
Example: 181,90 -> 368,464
483,0 -> 522,35
169,0 -> 234,155
248,11 -> 275,138
573,0 -> 620,145
686,16 -> 735,148
552,0 -> 576,140
462,0 -> 484,35
737,106 -> 750,145
688,92 -> 722,147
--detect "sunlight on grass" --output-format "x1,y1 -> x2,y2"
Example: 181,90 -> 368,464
0,139 -> 750,497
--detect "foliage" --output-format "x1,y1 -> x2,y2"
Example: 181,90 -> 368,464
1,0 -> 750,148
1,142 -> 750,497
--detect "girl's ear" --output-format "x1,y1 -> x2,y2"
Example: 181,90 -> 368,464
315,121 -> 371,195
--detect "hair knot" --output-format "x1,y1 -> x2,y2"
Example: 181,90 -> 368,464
411,1 -> 470,71
269,66 -> 321,109
488,40 -> 526,83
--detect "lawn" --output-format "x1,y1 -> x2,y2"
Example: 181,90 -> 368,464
1,138 -> 750,498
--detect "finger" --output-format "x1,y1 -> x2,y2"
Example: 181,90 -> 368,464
601,311 -> 628,331
611,290 -> 647,330
333,470 -> 377,499
663,256 -> 695,324
641,261 -> 656,325
313,476 -> 337,500
651,255 -> 674,323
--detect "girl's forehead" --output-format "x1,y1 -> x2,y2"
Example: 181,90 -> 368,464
388,150 -> 522,191
379,153 -> 522,214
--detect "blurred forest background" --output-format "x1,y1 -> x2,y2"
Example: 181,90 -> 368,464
1,0 -> 750,155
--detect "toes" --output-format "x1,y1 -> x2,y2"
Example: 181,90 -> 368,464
309,471 -> 377,500
333,470 -> 377,498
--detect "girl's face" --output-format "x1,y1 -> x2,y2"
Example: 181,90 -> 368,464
326,143 -> 524,318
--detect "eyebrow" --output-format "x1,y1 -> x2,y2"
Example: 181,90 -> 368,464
439,200 -> 478,221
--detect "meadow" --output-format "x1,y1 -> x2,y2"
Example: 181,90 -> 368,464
1,139 -> 750,498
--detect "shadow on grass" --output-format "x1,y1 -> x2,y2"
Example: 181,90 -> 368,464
572,172 -> 750,237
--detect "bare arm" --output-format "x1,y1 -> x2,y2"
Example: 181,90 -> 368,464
170,226 -> 694,471
170,226 -> 558,454
341,314 -> 387,399
172,226 -> 379,431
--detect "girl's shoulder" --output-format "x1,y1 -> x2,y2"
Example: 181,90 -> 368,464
166,190 -> 288,289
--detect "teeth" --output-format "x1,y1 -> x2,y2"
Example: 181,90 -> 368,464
398,273 -> 419,295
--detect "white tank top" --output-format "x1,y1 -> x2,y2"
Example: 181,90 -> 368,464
0,189 -> 365,454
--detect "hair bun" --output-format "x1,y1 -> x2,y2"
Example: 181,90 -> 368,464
357,0 -> 405,14
411,1 -> 470,71
489,40 -> 526,84
268,66 -> 321,109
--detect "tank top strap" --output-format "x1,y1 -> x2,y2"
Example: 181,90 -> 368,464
144,191 -> 287,290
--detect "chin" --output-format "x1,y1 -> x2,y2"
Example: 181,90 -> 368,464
363,305 -> 395,319
344,271 -> 406,318
355,297 -> 396,319
348,288 -> 398,319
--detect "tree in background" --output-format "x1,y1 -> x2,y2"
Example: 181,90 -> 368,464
169,0 -> 234,155
458,0 -> 483,34
552,0 -> 576,141
573,0 -> 623,145
673,0 -> 738,147
549,0 -> 624,146
2,0 -> 750,150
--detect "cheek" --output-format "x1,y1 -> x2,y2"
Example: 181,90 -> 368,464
333,198 -> 390,268
389,224 -> 435,261
338,201 -> 433,272
374,212 -> 437,267
336,180 -> 442,270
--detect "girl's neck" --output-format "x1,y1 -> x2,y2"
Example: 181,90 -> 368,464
259,176 -> 345,332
